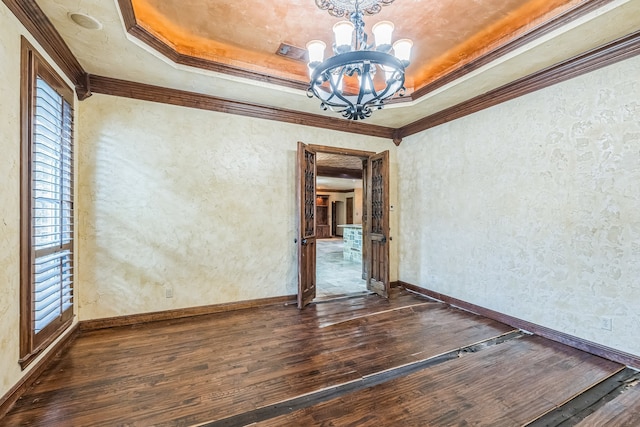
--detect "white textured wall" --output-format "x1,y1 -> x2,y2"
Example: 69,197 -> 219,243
398,55 -> 640,356
0,3 -> 79,399
77,94 -> 398,320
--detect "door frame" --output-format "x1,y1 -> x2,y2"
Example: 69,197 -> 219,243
302,144 -> 382,302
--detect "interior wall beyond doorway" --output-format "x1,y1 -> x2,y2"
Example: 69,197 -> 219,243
335,201 -> 344,235
321,193 -> 351,236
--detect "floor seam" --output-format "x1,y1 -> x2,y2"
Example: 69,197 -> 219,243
524,367 -> 640,427
197,330 -> 525,427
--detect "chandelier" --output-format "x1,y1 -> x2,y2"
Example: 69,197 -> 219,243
306,0 -> 412,120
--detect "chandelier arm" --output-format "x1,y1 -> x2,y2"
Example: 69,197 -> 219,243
309,71 -> 357,114
356,62 -> 373,106
307,43 -> 408,121
310,51 -> 404,81
365,71 -> 404,105
317,83 -> 357,112
325,71 -> 353,108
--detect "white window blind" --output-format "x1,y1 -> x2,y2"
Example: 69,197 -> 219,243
31,76 -> 74,334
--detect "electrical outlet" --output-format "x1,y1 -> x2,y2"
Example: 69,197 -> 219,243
165,287 -> 173,298
600,316 -> 612,331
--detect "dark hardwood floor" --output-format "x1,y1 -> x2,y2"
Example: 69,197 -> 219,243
256,335 -> 623,426
2,289 -> 638,426
575,378 -> 640,426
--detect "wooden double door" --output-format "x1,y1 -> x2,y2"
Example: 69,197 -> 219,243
296,142 -> 390,309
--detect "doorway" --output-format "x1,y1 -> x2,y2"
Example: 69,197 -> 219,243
315,175 -> 364,298
296,142 -> 391,308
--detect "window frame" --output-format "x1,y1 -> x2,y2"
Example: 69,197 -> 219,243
20,37 -> 76,369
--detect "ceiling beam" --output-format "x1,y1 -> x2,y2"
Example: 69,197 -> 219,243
317,189 -> 355,193
316,166 -> 363,180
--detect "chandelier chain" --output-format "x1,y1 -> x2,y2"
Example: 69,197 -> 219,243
314,0 -> 395,17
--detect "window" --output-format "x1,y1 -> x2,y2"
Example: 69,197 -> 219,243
20,38 -> 75,369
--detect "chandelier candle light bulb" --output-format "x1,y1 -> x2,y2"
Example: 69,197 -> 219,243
333,21 -> 355,51
306,0 -> 412,120
393,39 -> 413,64
372,21 -> 394,49
306,40 -> 327,68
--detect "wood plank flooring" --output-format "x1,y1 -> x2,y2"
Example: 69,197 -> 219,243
1,289 -> 634,426
2,290 -> 514,426
576,378 -> 640,426
255,335 -> 623,426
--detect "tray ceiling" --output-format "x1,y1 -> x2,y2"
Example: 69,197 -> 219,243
31,0 -> 640,129
129,0 -> 584,94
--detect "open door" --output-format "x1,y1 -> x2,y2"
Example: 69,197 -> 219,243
365,150 -> 390,298
296,142 -> 317,309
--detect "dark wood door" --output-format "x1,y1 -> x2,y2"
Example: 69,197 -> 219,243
365,151 -> 390,298
297,142 -> 317,309
346,197 -> 353,224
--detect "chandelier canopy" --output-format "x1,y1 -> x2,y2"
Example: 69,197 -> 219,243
306,0 -> 412,120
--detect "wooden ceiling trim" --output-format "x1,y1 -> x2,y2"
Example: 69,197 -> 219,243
117,0 -> 179,63
2,0 -> 91,99
316,166 -> 363,180
117,0 -> 617,103
88,75 -> 397,140
317,188 -> 355,193
176,55 -> 309,91
116,0 -> 308,92
5,0 -> 634,144
410,0 -> 617,100
398,29 -> 640,139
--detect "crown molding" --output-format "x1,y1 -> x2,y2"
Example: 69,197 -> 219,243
116,0 -> 309,93
88,74 -> 397,140
5,0 -> 640,144
51,22 -> 640,142
397,29 -> 640,140
116,0 -> 618,105
2,0 -> 91,99
410,0 -> 617,100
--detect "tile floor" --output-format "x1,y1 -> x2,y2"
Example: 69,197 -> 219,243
316,237 -> 368,298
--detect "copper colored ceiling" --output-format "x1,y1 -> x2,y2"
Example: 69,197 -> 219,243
130,0 -> 581,94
